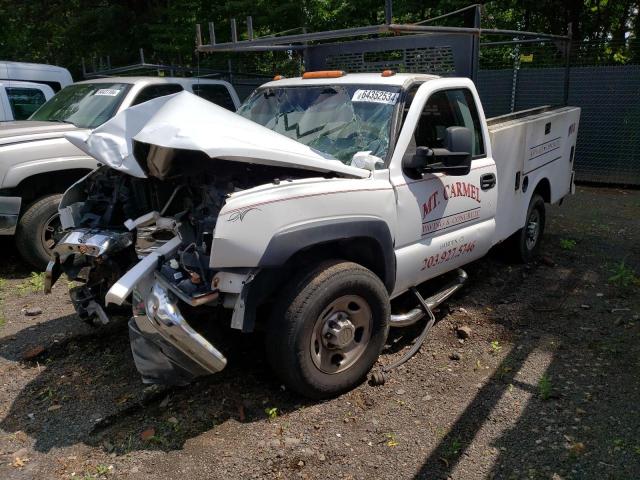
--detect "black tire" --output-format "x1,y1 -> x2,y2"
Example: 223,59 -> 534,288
511,194 -> 546,263
266,260 -> 390,399
15,194 -> 63,271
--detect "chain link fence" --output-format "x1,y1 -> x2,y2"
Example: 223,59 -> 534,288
477,40 -> 640,186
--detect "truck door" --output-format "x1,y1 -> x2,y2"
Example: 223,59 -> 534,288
389,79 -> 498,296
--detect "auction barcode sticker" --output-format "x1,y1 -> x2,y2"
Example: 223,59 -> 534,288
352,89 -> 399,105
94,89 -> 121,96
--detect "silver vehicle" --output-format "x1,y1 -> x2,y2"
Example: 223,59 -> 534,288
0,77 -> 239,269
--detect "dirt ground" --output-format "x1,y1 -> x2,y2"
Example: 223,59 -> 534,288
0,185 -> 638,480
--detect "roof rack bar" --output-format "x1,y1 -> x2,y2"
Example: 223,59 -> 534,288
384,0 -> 393,24
247,16 -> 254,41
208,22 -> 216,45
480,38 -> 554,47
482,28 -> 569,40
231,18 -> 238,43
196,23 -> 568,53
197,24 -> 388,52
195,23 -> 202,47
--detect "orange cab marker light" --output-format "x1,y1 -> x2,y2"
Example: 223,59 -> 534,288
302,70 -> 346,79
381,70 -> 395,77
273,74 -> 284,80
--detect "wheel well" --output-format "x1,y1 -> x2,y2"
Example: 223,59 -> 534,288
533,178 -> 551,203
13,169 -> 91,208
241,237 -> 393,333
285,237 -> 391,289
256,236 -> 392,300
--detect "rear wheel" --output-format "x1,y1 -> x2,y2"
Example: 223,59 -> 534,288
266,260 -> 390,399
15,194 -> 63,271
511,194 -> 546,263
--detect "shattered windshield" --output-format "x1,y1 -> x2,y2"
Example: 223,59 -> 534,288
30,83 -> 131,129
237,84 -> 401,166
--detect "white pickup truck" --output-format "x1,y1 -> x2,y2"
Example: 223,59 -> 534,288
46,71 -> 580,398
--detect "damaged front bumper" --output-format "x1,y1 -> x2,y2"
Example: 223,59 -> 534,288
45,229 -> 134,324
129,279 -> 227,385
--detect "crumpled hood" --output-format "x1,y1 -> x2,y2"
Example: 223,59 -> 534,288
0,120 -> 83,147
65,91 -> 369,179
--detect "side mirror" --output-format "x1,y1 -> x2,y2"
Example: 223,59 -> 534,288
403,126 -> 473,176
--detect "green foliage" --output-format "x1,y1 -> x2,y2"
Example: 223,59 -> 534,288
443,437 -> 463,459
95,464 -> 110,475
0,0 -> 637,79
608,260 -> 639,289
384,432 -> 398,447
264,406 -> 278,420
19,272 -> 45,295
560,238 -> 577,250
538,374 -> 552,400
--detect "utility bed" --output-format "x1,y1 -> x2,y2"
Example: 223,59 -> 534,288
487,105 -> 581,243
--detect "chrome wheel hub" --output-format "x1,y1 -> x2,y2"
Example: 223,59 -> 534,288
310,295 -> 372,374
322,315 -> 356,349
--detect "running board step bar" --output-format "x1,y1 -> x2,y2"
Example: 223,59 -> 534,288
389,268 -> 468,328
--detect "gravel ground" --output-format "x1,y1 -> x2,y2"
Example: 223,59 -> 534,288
0,185 -> 638,480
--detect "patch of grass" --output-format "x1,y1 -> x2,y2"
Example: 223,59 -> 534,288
19,272 -> 45,295
560,238 -> 577,250
490,340 -> 502,355
0,278 -> 6,290
95,464 -> 110,475
497,363 -> 513,381
443,438 -> 463,458
384,432 -> 398,447
538,374 -> 553,400
608,260 -> 639,289
265,407 -> 278,420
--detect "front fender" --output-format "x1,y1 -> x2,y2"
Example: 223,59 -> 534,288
4,157 -> 98,189
0,136 -> 98,188
209,178 -> 397,274
259,217 -> 395,292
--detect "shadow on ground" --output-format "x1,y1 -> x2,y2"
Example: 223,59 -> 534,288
411,195 -> 640,479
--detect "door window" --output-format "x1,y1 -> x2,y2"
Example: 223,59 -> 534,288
406,88 -> 485,159
192,83 -> 236,111
6,87 -> 46,120
131,84 -> 183,106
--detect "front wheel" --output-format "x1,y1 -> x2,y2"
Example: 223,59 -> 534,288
15,194 -> 63,271
266,260 -> 390,399
511,194 -> 546,263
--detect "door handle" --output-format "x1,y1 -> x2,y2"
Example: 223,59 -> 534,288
480,173 -> 496,190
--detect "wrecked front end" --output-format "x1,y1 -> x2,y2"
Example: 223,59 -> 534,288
45,91 -> 368,385
46,154 -> 305,384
